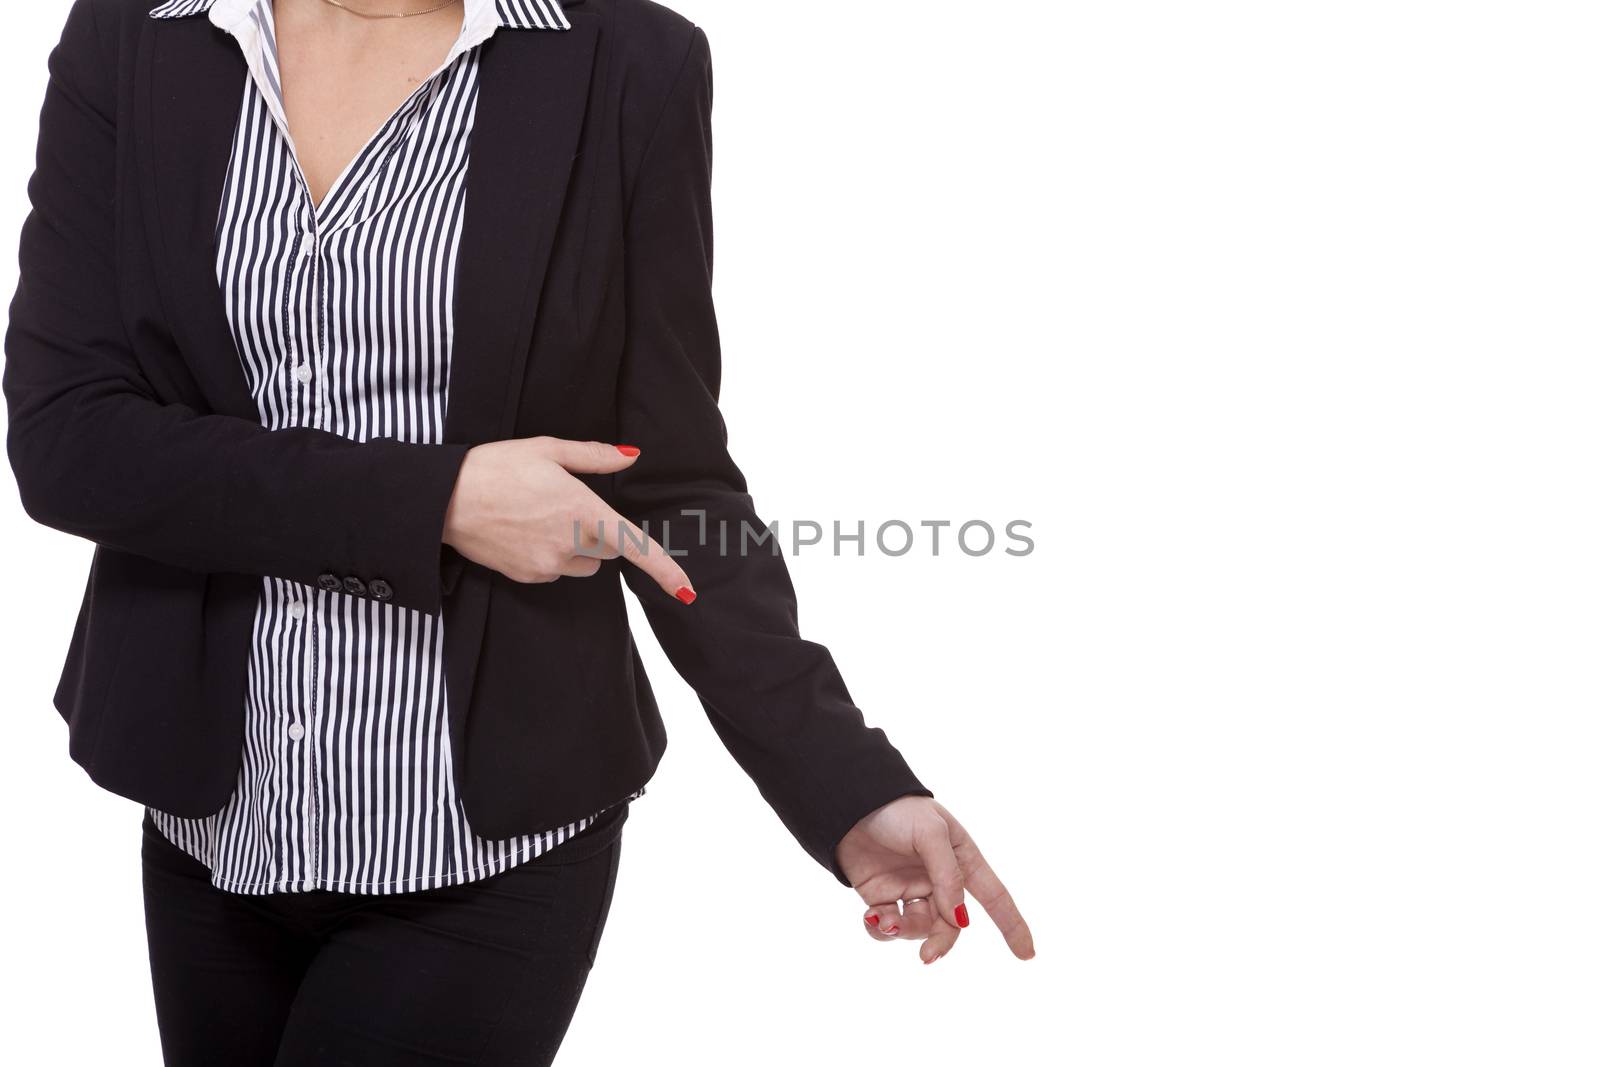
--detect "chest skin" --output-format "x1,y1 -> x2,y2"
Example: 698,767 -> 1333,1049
273,0 -> 466,207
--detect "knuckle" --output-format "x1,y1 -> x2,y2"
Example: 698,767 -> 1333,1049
510,553 -> 562,584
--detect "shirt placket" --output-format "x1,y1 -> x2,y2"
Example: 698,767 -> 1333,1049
258,187 -> 324,884
296,197 -> 326,886
235,0 -> 331,885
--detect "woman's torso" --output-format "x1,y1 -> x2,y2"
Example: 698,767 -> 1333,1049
147,0 -> 634,895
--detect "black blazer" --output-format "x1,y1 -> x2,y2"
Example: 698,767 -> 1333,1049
3,0 -> 929,883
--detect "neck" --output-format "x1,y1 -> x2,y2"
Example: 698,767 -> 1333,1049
295,0 -> 464,20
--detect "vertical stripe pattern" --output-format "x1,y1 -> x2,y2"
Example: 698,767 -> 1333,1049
147,0 -> 634,896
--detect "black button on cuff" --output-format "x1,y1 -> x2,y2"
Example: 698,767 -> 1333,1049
316,573 -> 341,592
343,576 -> 368,597
369,579 -> 393,602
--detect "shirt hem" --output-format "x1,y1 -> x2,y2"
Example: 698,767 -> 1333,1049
148,788 -> 642,896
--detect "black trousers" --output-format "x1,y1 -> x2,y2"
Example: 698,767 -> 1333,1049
141,807 -> 625,1067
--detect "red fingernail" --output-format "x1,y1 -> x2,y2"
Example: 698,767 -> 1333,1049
615,445 -> 641,457
674,586 -> 696,605
954,904 -> 970,928
865,914 -> 879,927
884,924 -> 899,935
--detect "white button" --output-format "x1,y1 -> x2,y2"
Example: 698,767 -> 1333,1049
293,363 -> 312,384
289,601 -> 305,621
287,723 -> 306,742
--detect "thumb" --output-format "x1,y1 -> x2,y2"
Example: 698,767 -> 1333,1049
532,437 -> 642,475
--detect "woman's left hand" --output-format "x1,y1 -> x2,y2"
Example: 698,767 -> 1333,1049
836,796 -> 1035,964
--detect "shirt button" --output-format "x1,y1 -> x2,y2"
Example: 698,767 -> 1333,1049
287,723 -> 306,742
293,363 -> 313,384
289,601 -> 306,621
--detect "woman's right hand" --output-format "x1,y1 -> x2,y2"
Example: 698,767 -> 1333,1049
441,436 -> 695,603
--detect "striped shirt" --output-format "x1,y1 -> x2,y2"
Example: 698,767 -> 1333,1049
147,0 -> 636,894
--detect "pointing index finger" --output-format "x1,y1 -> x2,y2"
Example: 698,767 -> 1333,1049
946,813 -> 1036,960
605,509 -> 695,604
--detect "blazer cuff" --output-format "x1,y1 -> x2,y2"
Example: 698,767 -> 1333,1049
807,752 -> 934,887
344,439 -> 471,615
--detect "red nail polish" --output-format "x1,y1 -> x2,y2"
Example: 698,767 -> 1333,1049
674,586 -> 696,605
615,445 -> 641,457
865,914 -> 879,927
954,904 -> 970,928
884,924 -> 899,936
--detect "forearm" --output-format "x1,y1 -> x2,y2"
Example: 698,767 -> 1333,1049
4,368 -> 469,613
620,513 -> 932,883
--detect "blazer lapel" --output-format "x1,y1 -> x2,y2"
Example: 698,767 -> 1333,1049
445,19 -> 600,446
135,14 -> 257,421
439,19 -> 600,730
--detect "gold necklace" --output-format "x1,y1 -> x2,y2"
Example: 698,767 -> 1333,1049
316,0 -> 459,18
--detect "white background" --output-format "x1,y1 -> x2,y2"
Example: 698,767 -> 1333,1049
2,1 -> 1597,1064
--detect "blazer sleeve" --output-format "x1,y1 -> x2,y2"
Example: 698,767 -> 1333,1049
613,27 -> 933,885
2,0 -> 469,616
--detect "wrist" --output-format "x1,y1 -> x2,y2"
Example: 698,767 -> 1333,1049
440,445 -> 480,549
